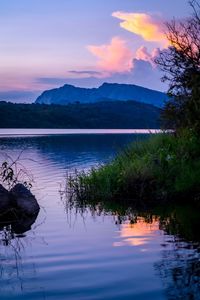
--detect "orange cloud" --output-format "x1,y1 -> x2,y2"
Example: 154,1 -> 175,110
87,37 -> 133,73
112,12 -> 167,46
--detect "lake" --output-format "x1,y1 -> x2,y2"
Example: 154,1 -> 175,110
0,130 -> 199,300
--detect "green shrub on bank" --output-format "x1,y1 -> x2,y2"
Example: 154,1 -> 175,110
67,130 -> 200,206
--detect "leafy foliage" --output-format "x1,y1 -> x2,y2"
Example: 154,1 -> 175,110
155,0 -> 200,132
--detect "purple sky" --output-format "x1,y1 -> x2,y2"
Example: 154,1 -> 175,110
0,0 -> 190,102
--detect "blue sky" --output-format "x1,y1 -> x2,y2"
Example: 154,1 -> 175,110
0,0 -> 191,102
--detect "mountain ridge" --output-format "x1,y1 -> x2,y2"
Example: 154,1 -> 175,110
35,82 -> 167,107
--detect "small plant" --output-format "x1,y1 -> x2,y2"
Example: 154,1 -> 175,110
0,152 -> 33,190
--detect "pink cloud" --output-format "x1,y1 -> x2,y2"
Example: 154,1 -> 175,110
87,37 -> 161,74
135,46 -> 160,66
87,37 -> 133,73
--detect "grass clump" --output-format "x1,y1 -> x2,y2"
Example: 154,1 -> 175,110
67,130 -> 200,207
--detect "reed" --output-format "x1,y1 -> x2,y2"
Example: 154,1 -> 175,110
67,129 -> 200,207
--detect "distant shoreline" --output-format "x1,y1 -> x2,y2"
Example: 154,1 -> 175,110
0,101 -> 161,130
0,128 -> 163,138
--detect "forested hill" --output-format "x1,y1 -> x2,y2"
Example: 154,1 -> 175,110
35,82 -> 167,108
0,100 -> 160,129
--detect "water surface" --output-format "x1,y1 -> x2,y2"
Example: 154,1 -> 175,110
0,131 -> 199,300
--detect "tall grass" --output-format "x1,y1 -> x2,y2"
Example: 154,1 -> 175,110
67,129 -> 200,207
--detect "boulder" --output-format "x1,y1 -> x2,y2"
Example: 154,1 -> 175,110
12,211 -> 39,234
0,184 -> 12,214
10,184 -> 40,216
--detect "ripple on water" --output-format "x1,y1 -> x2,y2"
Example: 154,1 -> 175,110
0,133 -> 199,300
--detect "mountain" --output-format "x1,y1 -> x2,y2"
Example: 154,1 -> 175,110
35,83 -> 167,107
0,101 -> 161,129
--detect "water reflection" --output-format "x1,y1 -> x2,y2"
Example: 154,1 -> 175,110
156,206 -> 200,300
0,134 -> 199,299
155,238 -> 200,300
0,210 -> 39,235
0,135 -> 146,175
0,207 -> 41,296
64,192 -> 200,299
113,218 -> 159,247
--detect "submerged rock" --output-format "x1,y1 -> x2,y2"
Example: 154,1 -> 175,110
10,184 -> 40,216
0,184 -> 12,214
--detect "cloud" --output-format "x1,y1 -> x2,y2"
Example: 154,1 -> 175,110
68,70 -> 102,76
64,59 -> 166,92
112,12 -> 167,45
131,58 -> 160,86
87,37 -> 133,73
135,46 -> 160,66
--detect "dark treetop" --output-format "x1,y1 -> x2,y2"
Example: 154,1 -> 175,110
0,100 -> 160,129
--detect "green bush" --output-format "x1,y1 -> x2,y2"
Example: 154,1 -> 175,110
67,130 -> 200,207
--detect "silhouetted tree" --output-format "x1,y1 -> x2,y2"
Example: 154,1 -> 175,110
156,0 -> 200,132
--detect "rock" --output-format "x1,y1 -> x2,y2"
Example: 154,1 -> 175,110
10,184 -> 40,216
12,211 -> 39,234
0,184 -> 12,214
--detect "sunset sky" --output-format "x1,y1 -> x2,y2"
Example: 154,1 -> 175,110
0,0 -> 190,102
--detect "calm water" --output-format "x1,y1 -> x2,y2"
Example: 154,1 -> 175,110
0,130 -> 199,300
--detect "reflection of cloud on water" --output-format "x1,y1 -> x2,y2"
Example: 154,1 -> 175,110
113,217 -> 159,247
